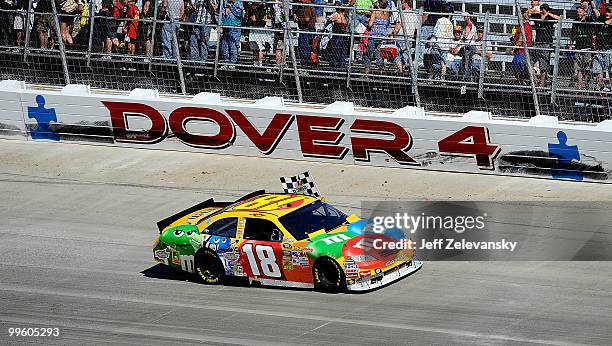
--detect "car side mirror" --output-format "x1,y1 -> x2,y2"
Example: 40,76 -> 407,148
271,229 -> 283,242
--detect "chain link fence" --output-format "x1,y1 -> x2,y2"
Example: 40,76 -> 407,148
0,0 -> 610,122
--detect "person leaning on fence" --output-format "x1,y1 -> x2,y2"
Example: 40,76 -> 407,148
392,0 -> 417,74
593,5 -> 612,91
187,0 -> 216,62
571,5 -> 595,89
325,1 -> 348,68
530,3 -> 559,87
510,10 -> 533,85
363,0 -> 389,74
220,0 -> 243,65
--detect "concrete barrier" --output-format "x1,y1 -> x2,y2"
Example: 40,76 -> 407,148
3,80 -> 611,183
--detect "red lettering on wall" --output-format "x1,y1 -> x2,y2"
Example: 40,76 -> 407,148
226,110 -> 293,155
296,115 -> 348,159
103,101 -> 168,144
168,107 -> 235,148
438,126 -> 500,170
350,119 -> 417,165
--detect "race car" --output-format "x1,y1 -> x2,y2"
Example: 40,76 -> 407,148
152,191 -> 422,292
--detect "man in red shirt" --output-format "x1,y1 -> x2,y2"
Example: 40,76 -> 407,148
511,10 -> 533,84
124,0 -> 140,55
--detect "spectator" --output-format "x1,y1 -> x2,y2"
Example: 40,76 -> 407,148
296,0 -> 316,65
364,0 -> 390,74
188,0 -> 216,62
58,0 -> 78,45
511,10 -> 533,84
428,2 -> 453,79
527,0 -> 541,17
531,3 -> 559,87
0,0 -> 16,47
271,0 -> 285,65
104,0 -> 127,56
418,0 -> 443,62
445,25 -> 463,76
326,1 -> 348,68
138,0 -> 154,57
462,11 -> 476,43
571,5 -> 595,89
578,0 -> 601,19
123,0 -> 139,55
593,5 -> 612,90
351,0 -> 374,27
392,0 -> 417,74
161,0 -> 184,59
35,0 -> 55,49
314,0 -> 326,24
220,0 -> 243,65
468,27 -> 492,79
246,0 -> 268,66
14,0 -> 30,49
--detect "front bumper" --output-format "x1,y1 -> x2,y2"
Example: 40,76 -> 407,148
346,258 -> 423,292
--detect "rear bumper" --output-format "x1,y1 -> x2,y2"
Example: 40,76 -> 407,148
346,258 -> 423,292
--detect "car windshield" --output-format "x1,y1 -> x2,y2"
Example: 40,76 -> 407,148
279,200 -> 347,241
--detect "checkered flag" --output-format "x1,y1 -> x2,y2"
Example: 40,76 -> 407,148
280,171 -> 321,197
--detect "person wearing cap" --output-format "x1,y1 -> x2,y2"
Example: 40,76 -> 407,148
593,5 -> 612,90
531,3 -> 559,87
462,11 -> 476,43
123,0 -> 140,56
445,25 -> 464,76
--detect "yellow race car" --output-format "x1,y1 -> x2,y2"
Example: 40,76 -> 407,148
153,191 -> 422,292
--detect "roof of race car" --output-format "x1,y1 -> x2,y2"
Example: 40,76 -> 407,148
226,193 -> 319,217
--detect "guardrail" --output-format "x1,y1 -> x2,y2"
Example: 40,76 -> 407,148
1,79 -> 611,183
0,0 -> 610,122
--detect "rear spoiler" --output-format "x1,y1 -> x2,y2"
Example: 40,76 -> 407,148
156,190 -> 266,233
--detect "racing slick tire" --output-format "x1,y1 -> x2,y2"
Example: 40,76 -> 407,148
313,257 -> 346,293
195,249 -> 225,285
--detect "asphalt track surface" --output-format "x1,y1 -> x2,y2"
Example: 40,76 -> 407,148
1,140 -> 612,345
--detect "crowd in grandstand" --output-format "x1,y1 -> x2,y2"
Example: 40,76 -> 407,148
0,0 -> 611,90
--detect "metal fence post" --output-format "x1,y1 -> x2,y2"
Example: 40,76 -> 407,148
149,1 -> 159,72
346,6 -> 355,89
412,8 -> 423,85
213,0 -> 225,78
86,0 -> 95,67
22,0 -> 33,63
478,11 -> 490,99
514,1 -> 540,117
283,0 -> 303,103
51,0 -> 71,85
170,17 -> 187,94
550,16 -> 562,104
397,4 -> 420,107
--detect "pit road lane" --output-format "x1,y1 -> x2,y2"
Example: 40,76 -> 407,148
1,140 -> 611,345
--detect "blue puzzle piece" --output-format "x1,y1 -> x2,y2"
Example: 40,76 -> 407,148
27,95 -> 60,141
548,131 -> 582,181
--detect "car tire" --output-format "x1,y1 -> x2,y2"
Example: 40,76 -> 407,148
195,249 -> 225,285
313,257 -> 346,293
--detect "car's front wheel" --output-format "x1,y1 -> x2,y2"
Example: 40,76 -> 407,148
195,249 -> 225,284
313,257 -> 346,293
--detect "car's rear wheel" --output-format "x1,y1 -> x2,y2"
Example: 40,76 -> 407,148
195,249 -> 225,285
313,257 -> 346,293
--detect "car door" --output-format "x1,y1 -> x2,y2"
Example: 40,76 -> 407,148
238,217 -> 286,281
